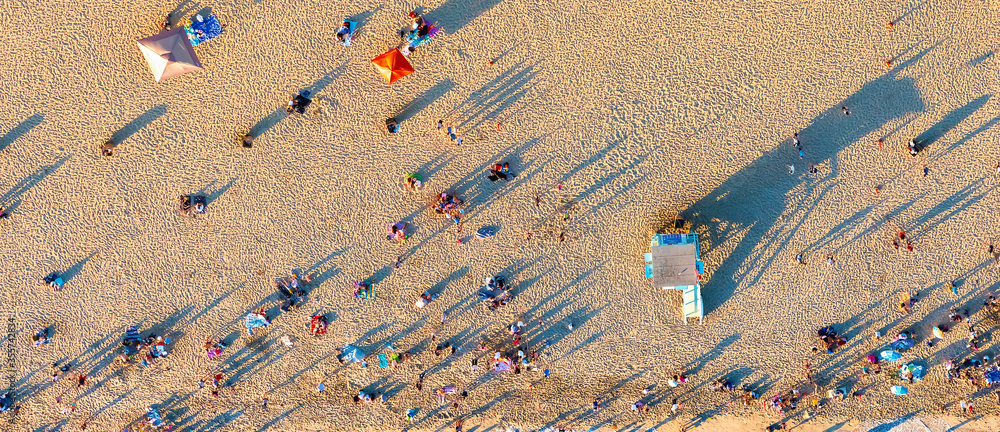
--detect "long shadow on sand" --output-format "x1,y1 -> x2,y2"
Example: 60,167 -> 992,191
682,46 -> 933,317
2,155 -> 71,206
0,113 -> 43,152
111,105 -> 167,144
247,64 -> 347,138
913,94 -> 991,151
394,79 -> 455,122
447,63 -> 538,130
426,0 -> 504,34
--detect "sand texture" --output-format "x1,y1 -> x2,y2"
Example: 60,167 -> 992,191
1,0 -> 999,430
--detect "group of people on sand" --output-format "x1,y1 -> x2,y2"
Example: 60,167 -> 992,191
179,194 -> 207,216
437,119 -> 464,145
116,325 -> 172,368
398,11 -> 437,56
487,162 -> 513,182
434,192 -> 464,224
353,280 -> 373,299
386,221 -> 409,242
891,230 -> 914,251
479,276 -> 512,311
277,271 -> 309,311
811,326 -> 846,355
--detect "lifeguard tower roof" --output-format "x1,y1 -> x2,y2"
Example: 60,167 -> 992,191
650,243 -> 699,287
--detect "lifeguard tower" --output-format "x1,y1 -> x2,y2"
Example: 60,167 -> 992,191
644,216 -> 704,324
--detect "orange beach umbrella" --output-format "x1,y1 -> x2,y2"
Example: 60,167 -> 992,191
370,48 -> 414,84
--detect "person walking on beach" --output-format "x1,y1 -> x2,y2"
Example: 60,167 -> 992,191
960,399 -> 973,414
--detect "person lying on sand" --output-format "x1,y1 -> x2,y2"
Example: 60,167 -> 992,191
415,291 -> 437,308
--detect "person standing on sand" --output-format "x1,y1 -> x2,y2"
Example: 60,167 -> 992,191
159,13 -> 172,30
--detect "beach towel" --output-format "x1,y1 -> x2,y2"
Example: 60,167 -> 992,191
933,326 -> 945,339
310,315 -> 327,335
386,222 -> 407,241
890,386 -> 908,395
378,353 -> 389,368
891,338 -> 914,351
355,282 -> 373,300
124,326 -> 141,343
186,14 -> 223,45
985,367 -> 1000,384
406,23 -> 439,48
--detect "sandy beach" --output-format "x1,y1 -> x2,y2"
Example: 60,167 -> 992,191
1,0 -> 999,430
